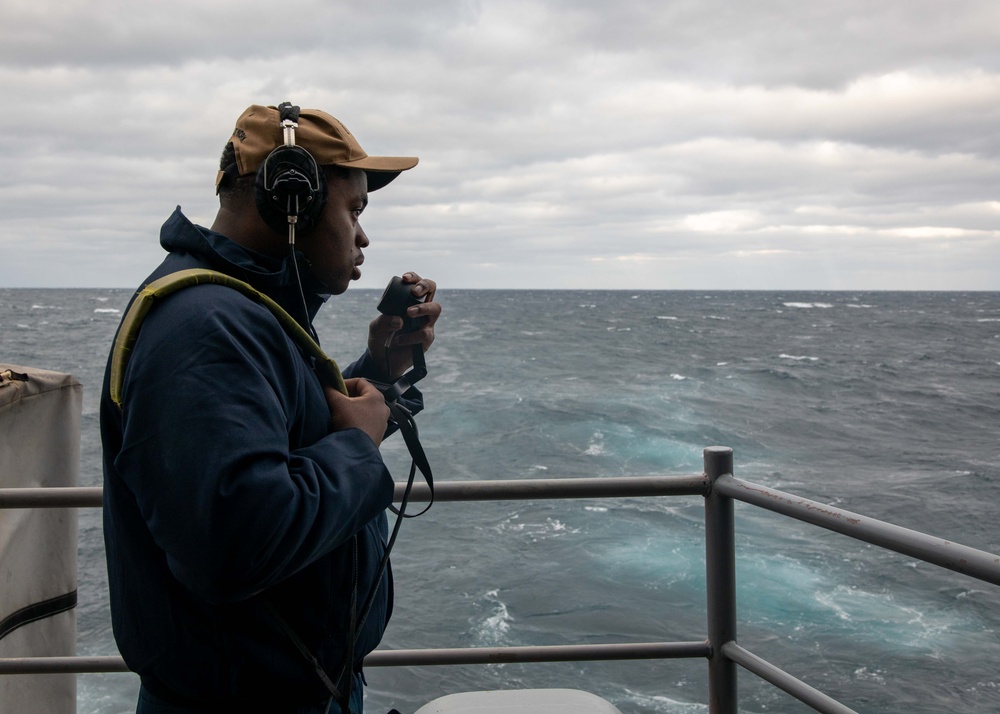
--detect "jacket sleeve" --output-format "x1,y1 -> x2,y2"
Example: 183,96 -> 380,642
114,286 -> 394,604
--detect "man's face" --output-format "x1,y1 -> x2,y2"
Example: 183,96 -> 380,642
301,168 -> 369,295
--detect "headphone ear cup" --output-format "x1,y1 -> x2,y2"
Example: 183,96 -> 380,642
254,145 -> 328,236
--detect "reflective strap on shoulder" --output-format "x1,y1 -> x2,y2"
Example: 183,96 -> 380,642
109,268 -> 347,408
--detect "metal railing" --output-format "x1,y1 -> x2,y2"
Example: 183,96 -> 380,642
3,446 -> 1000,713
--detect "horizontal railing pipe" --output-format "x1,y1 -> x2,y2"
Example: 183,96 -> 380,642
0,642 -> 710,676
364,641 -> 711,667
0,486 -> 103,509
722,643 -> 858,714
0,476 -> 708,510
405,475 -> 708,502
0,656 -> 129,675
715,475 -> 1000,586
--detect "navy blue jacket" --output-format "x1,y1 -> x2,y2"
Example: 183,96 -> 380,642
100,208 -> 416,708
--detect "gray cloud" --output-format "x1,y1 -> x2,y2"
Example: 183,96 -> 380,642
0,0 -> 997,289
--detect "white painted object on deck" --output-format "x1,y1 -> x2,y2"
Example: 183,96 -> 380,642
413,688 -> 622,713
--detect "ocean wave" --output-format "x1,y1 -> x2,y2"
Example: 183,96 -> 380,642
812,585 -> 956,652
585,431 -> 606,455
621,688 -> 707,713
783,302 -> 834,309
853,666 -> 887,684
779,353 -> 819,361
471,589 -> 513,647
491,512 -> 581,543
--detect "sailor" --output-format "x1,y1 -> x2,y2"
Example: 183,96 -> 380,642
100,103 -> 440,713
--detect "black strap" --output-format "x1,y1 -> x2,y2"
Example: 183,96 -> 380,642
0,590 -> 77,641
377,345 -> 426,404
386,400 -> 433,518
263,598 -> 346,706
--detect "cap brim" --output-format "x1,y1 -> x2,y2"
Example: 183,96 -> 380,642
337,155 -> 419,192
365,170 -> 401,192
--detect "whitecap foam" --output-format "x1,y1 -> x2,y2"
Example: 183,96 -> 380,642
472,589 -> 513,646
584,432 -> 606,456
656,316 -> 679,321
783,302 -> 833,309
94,308 -> 120,314
670,374 -> 687,380
780,354 -> 819,361
813,584 -> 957,651
853,666 -> 887,684
622,688 -> 707,713
600,538 -> 961,655
545,518 -> 575,534
491,512 -> 580,542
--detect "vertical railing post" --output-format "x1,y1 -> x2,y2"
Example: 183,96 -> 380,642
704,446 -> 737,713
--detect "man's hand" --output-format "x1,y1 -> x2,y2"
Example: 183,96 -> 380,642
325,378 -> 390,447
367,272 -> 441,381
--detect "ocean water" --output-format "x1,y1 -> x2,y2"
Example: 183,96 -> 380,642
2,288 -> 999,713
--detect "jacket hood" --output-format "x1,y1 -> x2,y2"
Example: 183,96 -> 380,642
158,207 -> 329,321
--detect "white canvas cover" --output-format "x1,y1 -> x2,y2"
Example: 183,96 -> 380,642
0,364 -> 82,714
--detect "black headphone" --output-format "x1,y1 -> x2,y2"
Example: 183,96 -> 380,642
254,102 -> 327,240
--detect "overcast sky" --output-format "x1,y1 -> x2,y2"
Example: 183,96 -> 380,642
1,0 -> 998,290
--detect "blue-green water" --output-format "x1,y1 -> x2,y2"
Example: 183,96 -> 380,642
2,289 -> 999,713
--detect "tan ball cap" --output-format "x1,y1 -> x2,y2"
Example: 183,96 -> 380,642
220,104 -> 418,192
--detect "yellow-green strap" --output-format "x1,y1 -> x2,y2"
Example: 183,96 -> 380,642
110,268 -> 347,408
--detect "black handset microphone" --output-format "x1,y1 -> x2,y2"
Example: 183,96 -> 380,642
378,275 -> 426,332
375,275 -> 428,403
